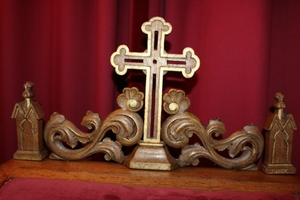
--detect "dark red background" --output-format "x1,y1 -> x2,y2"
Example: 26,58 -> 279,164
1,0 -> 299,173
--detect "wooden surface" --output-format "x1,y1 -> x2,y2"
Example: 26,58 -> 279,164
0,167 -> 8,187
1,159 -> 300,196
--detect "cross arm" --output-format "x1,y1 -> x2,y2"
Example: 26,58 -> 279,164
110,45 -> 150,75
162,47 -> 200,78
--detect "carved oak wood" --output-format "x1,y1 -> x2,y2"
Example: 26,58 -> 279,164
44,87 -> 144,163
111,17 -> 200,170
44,17 -> 264,171
162,89 -> 264,170
111,17 -> 200,144
262,92 -> 297,174
11,82 -> 47,161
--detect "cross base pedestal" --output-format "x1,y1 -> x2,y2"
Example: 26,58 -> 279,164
124,142 -> 178,171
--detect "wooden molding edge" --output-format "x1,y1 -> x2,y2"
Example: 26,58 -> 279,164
1,159 -> 300,196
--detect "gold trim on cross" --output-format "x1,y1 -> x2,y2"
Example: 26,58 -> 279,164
111,17 -> 200,143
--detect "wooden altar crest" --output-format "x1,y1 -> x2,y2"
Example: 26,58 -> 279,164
44,17 -> 264,171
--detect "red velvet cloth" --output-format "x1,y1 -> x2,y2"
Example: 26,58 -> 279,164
0,178 -> 298,200
1,0 -> 300,173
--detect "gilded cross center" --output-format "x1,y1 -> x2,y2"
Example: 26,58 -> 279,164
111,17 -> 200,143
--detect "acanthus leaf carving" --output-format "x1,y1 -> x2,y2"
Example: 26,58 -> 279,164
44,87 -> 144,164
162,89 -> 264,170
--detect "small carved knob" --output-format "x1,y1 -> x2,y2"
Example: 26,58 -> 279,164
22,81 -> 35,99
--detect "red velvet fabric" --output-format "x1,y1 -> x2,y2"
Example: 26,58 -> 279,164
1,0 -> 300,173
0,178 -> 298,200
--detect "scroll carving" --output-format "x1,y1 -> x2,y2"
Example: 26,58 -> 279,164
43,17 -> 264,171
161,89 -> 264,170
44,87 -> 144,163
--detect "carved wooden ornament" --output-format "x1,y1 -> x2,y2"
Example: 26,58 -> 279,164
44,17 -> 264,171
262,93 -> 297,174
111,17 -> 200,144
12,82 -> 47,161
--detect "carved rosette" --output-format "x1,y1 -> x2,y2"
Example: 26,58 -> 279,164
44,87 -> 144,163
161,89 -> 264,170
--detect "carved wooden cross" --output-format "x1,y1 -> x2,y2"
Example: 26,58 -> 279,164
111,17 -> 200,143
